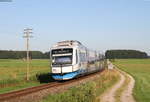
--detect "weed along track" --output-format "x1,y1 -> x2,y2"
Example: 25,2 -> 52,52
0,71 -> 103,102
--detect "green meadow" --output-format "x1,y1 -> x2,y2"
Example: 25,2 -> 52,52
0,59 -> 50,93
113,59 -> 150,102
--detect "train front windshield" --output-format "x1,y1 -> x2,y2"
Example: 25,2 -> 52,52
51,48 -> 73,65
52,56 -> 72,65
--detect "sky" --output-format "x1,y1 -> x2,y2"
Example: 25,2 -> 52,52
0,0 -> 150,55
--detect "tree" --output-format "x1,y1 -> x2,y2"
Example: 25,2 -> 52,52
105,50 -> 148,59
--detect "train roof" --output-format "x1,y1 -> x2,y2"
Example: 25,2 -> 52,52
58,40 -> 82,45
51,40 -> 83,48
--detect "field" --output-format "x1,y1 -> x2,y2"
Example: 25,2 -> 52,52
113,59 -> 150,102
0,59 -> 50,93
0,59 -> 120,102
2,59 -> 149,102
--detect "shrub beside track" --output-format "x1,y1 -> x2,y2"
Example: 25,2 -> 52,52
41,69 -> 119,102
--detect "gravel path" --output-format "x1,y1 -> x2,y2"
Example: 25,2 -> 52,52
120,71 -> 136,102
99,69 -> 125,102
99,69 -> 136,102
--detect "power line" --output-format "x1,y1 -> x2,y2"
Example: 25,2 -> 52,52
23,28 -> 33,81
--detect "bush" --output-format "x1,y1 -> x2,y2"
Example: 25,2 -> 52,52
42,82 -> 96,102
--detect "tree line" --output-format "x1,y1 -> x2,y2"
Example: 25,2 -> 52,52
0,50 -> 50,59
105,50 -> 148,59
0,50 -> 148,59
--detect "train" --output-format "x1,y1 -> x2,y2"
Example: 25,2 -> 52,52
50,40 -> 105,80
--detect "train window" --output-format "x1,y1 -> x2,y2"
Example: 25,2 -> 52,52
79,52 -> 86,62
76,50 -> 78,64
52,48 -> 73,54
52,55 -> 72,65
79,52 -> 82,62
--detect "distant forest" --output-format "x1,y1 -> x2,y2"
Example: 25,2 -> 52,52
105,50 -> 148,59
0,50 -> 148,59
0,50 -> 49,59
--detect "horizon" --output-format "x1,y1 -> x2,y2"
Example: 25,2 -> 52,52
0,47 -> 149,56
0,0 -> 150,55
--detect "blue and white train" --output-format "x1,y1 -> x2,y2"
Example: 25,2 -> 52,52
50,40 -> 105,80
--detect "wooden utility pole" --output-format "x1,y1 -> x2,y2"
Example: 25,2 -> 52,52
23,28 -> 33,81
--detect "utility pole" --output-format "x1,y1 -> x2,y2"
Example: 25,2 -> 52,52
23,28 -> 33,81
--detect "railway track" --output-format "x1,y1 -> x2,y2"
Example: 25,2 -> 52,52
0,82 -> 60,101
0,71 -> 103,102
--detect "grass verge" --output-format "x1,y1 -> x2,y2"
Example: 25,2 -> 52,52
113,59 -> 150,102
41,69 -> 120,102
